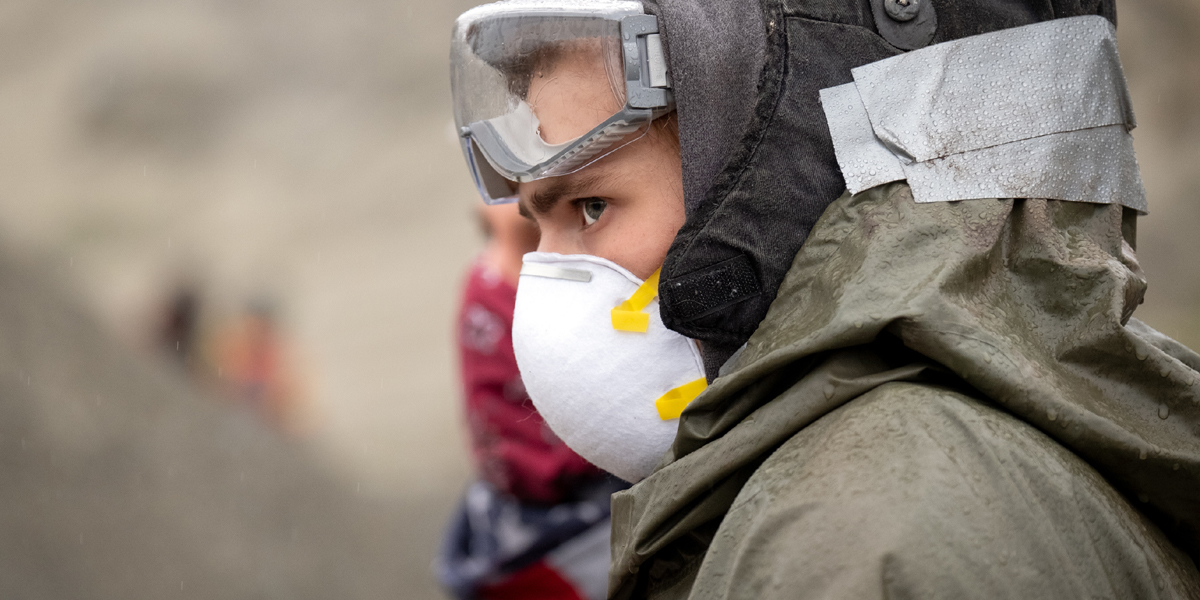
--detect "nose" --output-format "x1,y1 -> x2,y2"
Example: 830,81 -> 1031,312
535,225 -> 581,255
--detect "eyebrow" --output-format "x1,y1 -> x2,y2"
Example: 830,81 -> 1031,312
520,172 -> 607,217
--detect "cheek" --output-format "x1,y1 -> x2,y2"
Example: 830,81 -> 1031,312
622,215 -> 682,279
606,187 -> 684,279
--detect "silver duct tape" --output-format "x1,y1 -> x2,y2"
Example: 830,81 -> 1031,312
520,262 -> 594,282
853,16 -> 1133,163
820,15 -> 1147,214
905,125 -> 1147,212
821,82 -> 905,195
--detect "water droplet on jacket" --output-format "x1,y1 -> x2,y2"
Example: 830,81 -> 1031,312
1139,448 -> 1148,460
1158,404 -> 1170,419
1047,409 -> 1057,421
819,381 -> 836,400
1135,347 -> 1148,360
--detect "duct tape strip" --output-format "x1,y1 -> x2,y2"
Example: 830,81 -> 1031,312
820,15 -> 1147,213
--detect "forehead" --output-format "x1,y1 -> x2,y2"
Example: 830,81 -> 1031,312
525,41 -> 622,144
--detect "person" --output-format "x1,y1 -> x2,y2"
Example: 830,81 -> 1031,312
157,285 -> 200,368
208,299 -> 313,435
449,1 -> 1200,598
437,201 -> 626,600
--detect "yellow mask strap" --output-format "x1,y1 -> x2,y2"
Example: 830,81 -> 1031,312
655,377 -> 707,420
611,269 -> 661,333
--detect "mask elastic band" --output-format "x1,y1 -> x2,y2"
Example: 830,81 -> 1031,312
611,269 -> 661,332
655,377 -> 707,420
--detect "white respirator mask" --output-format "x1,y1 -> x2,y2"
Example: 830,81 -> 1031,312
512,252 -> 707,483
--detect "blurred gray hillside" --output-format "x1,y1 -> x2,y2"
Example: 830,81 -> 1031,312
0,0 -> 484,598
0,254 -> 447,598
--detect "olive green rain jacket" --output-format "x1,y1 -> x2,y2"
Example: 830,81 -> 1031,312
609,183 -> 1200,599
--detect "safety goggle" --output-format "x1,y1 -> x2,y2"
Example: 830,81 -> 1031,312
450,0 -> 674,204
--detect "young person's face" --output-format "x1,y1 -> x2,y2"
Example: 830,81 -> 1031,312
516,45 -> 685,281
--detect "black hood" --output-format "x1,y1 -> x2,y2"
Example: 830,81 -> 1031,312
647,0 -> 1118,377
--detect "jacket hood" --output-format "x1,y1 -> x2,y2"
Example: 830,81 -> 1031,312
649,0 -> 1118,374
610,184 -> 1200,595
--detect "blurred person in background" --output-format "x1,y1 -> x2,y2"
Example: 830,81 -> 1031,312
155,285 -> 314,435
208,299 -> 314,436
437,201 -> 627,600
158,284 -> 201,370
450,1 -> 1200,598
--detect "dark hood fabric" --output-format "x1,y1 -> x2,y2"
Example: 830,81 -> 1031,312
609,183 -> 1200,598
649,0 -> 1119,374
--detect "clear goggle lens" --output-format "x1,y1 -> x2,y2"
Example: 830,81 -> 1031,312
450,1 -> 670,203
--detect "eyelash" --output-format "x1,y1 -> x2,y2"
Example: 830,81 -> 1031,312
572,197 -> 608,228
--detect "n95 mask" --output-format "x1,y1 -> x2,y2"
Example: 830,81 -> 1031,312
512,252 -> 706,483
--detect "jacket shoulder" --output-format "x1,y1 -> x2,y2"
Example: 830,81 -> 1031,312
688,382 -> 1200,600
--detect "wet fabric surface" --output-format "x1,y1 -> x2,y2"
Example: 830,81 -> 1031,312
654,0 -> 1120,371
610,183 -> 1200,598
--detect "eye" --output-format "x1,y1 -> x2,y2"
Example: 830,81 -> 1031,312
580,198 -> 607,226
